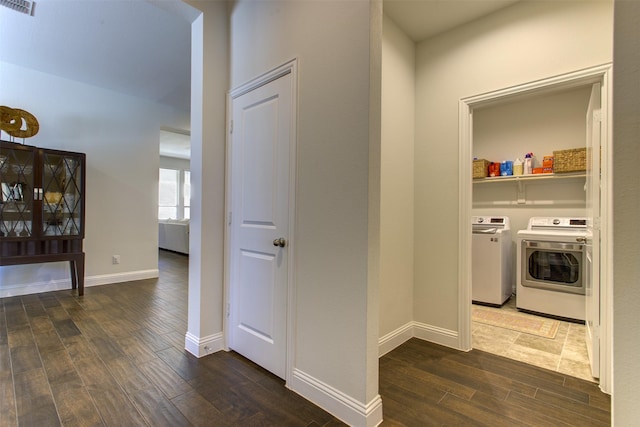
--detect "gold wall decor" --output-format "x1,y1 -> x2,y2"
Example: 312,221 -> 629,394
0,106 -> 39,138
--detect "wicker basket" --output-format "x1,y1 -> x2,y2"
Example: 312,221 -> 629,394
553,148 -> 586,173
473,159 -> 490,179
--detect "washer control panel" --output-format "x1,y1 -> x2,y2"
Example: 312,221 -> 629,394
529,217 -> 587,229
472,216 -> 510,228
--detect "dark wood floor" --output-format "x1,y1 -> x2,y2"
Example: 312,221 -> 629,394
0,250 -> 610,426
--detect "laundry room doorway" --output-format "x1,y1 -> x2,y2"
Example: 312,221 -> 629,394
459,65 -> 612,393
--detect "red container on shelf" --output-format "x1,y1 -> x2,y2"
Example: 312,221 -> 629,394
489,162 -> 501,177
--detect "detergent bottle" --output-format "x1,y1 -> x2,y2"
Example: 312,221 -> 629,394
513,158 -> 523,176
524,153 -> 533,174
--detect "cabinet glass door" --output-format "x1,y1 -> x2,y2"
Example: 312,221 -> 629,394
0,144 -> 35,238
42,151 -> 83,236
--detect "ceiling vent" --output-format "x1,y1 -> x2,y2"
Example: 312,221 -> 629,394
0,0 -> 35,15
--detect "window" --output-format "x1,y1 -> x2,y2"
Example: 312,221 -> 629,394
159,168 -> 179,219
158,167 -> 190,220
183,170 -> 191,219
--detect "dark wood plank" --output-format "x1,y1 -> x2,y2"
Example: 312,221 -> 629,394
45,305 -> 72,322
171,389 -> 232,427
380,383 -> 474,426
50,382 -> 103,427
157,346 -> 210,382
137,357 -> 193,400
414,357 -> 511,401
87,388 -> 148,426
104,357 -> 154,393
439,392 -> 530,427
0,314 -> 7,347
130,387 -> 193,427
32,329 -> 66,354
116,335 -> 159,364
379,356 -> 476,401
132,327 -> 174,353
40,349 -> 83,387
28,315 -> 55,334
13,368 -> 61,426
451,346 -> 567,387
10,343 -> 43,373
61,335 -> 98,361
534,388 -> 611,424
0,370 -> 17,426
73,356 -> 121,391
470,389 -> 575,427
0,344 -> 10,372
23,301 -> 47,318
6,326 -> 33,348
3,299 -> 29,332
88,336 -> 126,361
52,318 -> 82,338
506,390 -> 609,427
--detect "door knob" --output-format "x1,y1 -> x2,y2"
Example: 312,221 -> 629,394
273,237 -> 286,248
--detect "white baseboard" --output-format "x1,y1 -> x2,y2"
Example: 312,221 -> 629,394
86,269 -> 159,286
378,321 -> 461,356
412,321 -> 460,350
0,269 -> 159,298
378,322 -> 414,357
0,279 -> 72,298
185,331 -> 225,357
290,368 -> 383,427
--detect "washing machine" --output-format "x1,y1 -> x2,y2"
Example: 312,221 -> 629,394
517,217 -> 587,321
472,216 -> 512,306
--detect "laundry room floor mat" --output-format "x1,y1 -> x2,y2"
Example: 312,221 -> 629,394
472,306 -> 560,339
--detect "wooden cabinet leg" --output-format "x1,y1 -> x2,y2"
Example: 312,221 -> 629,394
77,253 -> 85,296
69,260 -> 78,290
68,253 -> 85,296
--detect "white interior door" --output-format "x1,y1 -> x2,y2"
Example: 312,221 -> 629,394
585,82 -> 601,379
228,71 -> 293,379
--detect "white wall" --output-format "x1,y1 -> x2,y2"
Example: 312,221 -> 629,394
612,0 -> 640,423
413,0 -> 613,333
230,1 -> 381,424
0,62 -> 188,297
473,86 -> 592,164
379,14 -> 415,345
181,0 -> 229,359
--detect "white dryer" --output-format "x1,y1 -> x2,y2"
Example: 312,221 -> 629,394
472,216 -> 512,306
516,217 -> 587,321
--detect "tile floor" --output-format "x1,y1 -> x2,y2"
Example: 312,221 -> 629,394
472,297 -> 597,383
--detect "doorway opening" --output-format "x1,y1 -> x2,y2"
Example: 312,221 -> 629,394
458,64 -> 612,393
158,127 -> 191,258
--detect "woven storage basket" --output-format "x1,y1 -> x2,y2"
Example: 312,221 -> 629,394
553,148 -> 586,173
473,159 -> 490,178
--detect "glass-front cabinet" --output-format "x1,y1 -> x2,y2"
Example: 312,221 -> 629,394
0,141 -> 84,239
0,140 -> 86,295
0,144 -> 35,238
42,150 -> 84,237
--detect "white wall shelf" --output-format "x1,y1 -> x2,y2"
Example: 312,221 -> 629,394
473,172 -> 586,184
473,172 -> 586,204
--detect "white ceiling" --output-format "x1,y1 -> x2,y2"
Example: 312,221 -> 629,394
0,0 -> 193,112
0,0 -> 520,158
159,128 -> 191,159
384,0 -> 520,42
